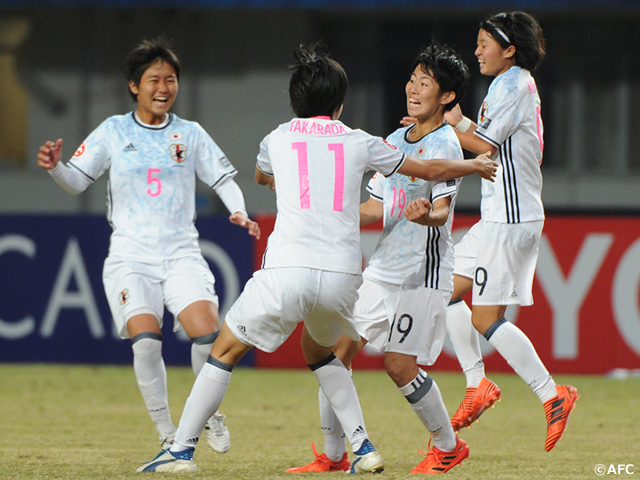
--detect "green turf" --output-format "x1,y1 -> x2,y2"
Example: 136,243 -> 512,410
0,364 -> 637,479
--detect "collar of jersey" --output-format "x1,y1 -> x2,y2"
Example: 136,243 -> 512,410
403,121 -> 447,144
132,111 -> 173,130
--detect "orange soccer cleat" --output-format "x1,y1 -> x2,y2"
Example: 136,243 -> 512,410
544,385 -> 579,452
410,436 -> 470,474
285,443 -> 351,473
450,377 -> 501,431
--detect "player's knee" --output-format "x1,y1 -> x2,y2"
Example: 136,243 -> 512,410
191,331 -> 219,346
333,337 -> 364,367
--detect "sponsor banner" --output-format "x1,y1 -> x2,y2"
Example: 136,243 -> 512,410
0,215 -> 255,366
253,213 -> 640,374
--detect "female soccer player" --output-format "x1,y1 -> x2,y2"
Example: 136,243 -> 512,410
136,42 -> 496,474
443,11 -> 579,452
287,41 -> 472,475
37,36 -> 259,453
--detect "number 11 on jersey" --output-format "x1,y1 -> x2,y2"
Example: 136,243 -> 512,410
292,142 -> 345,212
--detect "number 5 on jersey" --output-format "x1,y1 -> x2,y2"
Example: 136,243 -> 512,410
147,168 -> 162,197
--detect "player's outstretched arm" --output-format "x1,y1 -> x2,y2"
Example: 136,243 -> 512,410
37,139 -> 63,170
229,212 -> 261,240
37,138 -> 93,194
397,153 -> 497,183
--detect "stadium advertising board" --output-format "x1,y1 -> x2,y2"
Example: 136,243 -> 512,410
2,213 -> 639,374
0,215 -> 255,366
253,213 -> 640,375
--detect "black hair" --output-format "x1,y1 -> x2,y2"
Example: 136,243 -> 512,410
481,11 -> 546,72
288,42 -> 348,118
124,35 -> 181,102
410,41 -> 470,112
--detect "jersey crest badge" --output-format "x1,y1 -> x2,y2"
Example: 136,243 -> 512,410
119,288 -> 129,305
73,143 -> 86,157
479,102 -> 489,122
479,102 -> 492,128
169,144 -> 187,163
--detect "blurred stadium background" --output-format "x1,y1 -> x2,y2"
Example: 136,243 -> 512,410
1,0 -> 639,373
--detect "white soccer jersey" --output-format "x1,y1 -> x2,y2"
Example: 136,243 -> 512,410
363,124 -> 461,291
256,116 -> 406,275
474,66 -> 545,223
68,112 -> 237,260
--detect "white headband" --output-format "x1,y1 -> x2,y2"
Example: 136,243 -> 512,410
484,21 -> 512,46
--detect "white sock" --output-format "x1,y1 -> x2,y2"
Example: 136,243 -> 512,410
318,387 -> 347,461
172,360 -> 232,451
190,332 -> 219,376
311,356 -> 368,453
487,319 -> 557,403
132,336 -> 175,437
399,369 -> 456,452
191,342 -> 213,376
447,300 -> 485,388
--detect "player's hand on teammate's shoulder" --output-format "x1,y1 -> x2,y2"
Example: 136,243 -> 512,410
399,116 -> 417,127
37,139 -> 63,170
229,212 -> 261,239
475,152 -> 498,182
444,104 -> 464,128
404,198 -> 432,226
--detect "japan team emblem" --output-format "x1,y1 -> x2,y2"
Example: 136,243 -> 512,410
479,102 -> 489,123
479,102 -> 492,128
73,143 -> 86,157
169,144 -> 187,163
119,289 -> 129,305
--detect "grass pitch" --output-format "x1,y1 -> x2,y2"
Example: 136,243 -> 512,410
0,364 -> 637,479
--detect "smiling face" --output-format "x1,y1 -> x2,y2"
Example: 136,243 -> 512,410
129,59 -> 178,125
405,65 -> 451,124
475,28 -> 516,77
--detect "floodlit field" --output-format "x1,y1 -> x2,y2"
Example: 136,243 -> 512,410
0,364 -> 637,479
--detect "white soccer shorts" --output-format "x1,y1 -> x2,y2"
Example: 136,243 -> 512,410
103,254 -> 218,338
354,277 -> 449,366
453,220 -> 543,306
224,267 -> 362,353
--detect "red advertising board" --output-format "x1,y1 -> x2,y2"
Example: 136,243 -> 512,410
252,213 -> 640,374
